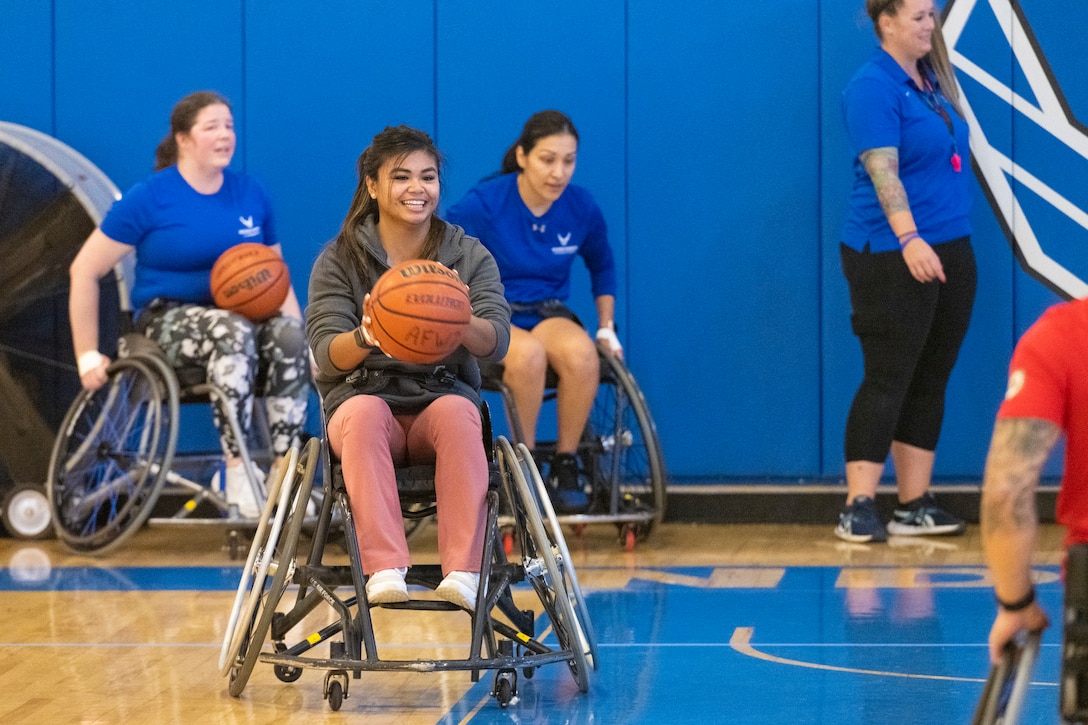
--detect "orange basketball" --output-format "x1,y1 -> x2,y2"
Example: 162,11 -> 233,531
210,243 -> 290,322
369,260 -> 471,364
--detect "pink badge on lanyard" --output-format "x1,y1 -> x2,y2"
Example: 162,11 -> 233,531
951,153 -> 962,172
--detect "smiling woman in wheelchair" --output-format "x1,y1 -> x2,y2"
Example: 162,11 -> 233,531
306,125 -> 511,610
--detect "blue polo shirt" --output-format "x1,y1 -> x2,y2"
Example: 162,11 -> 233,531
445,173 -> 616,303
101,166 -> 277,310
841,49 -> 972,252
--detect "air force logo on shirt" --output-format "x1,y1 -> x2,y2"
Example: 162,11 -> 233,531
551,231 -> 577,255
238,215 -> 261,239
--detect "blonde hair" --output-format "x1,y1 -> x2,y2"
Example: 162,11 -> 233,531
866,0 -> 963,117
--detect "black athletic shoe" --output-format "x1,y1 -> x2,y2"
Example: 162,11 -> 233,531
887,492 -> 966,536
548,453 -> 588,514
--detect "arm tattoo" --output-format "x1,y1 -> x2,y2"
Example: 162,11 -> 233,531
981,417 -> 1062,534
860,147 -> 910,216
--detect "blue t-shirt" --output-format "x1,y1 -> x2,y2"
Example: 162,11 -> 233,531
841,49 -> 972,252
101,166 -> 277,310
445,173 -> 616,303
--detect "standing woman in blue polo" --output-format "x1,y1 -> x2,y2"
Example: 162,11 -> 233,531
445,110 -> 620,512
834,0 -> 975,543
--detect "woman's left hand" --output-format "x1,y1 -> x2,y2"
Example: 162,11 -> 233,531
901,237 -> 946,284
596,326 -> 624,359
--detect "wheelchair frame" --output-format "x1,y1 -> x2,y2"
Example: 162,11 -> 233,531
45,256 -> 284,555
220,429 -> 597,712
484,348 -> 667,550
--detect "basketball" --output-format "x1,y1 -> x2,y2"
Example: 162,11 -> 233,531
368,260 -> 471,364
210,243 -> 290,322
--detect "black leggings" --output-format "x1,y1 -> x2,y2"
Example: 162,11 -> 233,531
840,237 -> 976,463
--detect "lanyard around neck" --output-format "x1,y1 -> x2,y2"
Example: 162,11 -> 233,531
919,76 -> 961,172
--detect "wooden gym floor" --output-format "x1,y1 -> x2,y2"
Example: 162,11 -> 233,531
0,518 -> 1068,724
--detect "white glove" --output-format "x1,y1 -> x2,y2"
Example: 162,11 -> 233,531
596,326 -> 623,356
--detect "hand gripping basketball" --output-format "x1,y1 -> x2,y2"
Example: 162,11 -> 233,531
367,260 -> 471,364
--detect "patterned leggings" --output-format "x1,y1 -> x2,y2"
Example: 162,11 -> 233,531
139,304 -> 309,457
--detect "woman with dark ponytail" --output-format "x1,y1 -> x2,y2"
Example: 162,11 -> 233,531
446,110 -> 619,514
306,125 -> 510,609
68,90 -> 309,518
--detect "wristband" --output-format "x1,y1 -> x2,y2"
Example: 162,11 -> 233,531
77,350 -> 107,377
997,587 -> 1035,612
596,326 -> 622,353
353,327 -> 367,348
898,231 -> 920,247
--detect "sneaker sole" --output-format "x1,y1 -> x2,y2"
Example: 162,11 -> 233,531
434,584 -> 475,611
886,522 -> 966,537
833,526 -> 887,544
367,589 -> 409,605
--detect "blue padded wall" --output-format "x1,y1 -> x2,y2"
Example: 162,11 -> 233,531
1,0 -> 1083,483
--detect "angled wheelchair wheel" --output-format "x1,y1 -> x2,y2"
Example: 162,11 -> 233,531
497,436 -> 590,692
47,356 -> 178,554
585,353 -> 667,533
972,630 -> 1040,725
228,437 -> 319,697
516,441 -> 599,671
219,447 -> 297,675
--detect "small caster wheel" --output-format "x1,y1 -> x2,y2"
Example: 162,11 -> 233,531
328,680 -> 343,711
493,670 -> 517,708
2,484 -> 52,540
324,670 -> 348,712
274,663 -> 302,683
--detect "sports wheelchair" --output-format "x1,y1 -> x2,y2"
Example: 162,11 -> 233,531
45,259 -> 292,555
481,347 -> 666,550
219,404 -> 597,711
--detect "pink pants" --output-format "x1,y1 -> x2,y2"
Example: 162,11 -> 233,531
327,394 -> 488,576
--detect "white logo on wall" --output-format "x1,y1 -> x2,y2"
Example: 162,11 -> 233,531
238,215 -> 261,238
552,231 -> 576,255
944,0 -> 1088,299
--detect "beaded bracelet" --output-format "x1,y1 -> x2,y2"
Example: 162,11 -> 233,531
898,230 -> 921,247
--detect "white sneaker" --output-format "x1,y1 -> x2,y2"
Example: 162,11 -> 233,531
366,567 -> 409,604
435,571 -> 480,611
211,462 -> 263,519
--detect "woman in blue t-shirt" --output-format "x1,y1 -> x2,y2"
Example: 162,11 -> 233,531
68,91 -> 309,518
834,0 -> 976,544
446,110 -> 620,513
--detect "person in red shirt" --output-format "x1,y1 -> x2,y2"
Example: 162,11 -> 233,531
980,297 -> 1088,662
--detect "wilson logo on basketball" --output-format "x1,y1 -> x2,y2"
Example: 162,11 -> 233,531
224,268 -> 273,298
394,262 -> 460,282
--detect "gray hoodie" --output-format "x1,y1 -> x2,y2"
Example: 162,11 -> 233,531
306,216 -> 511,418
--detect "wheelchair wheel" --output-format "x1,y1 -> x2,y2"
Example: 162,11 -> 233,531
228,437 -> 319,697
516,441 -> 599,671
497,436 -> 590,692
585,353 -> 667,530
47,356 -> 178,554
219,447 -> 297,675
2,484 -> 53,539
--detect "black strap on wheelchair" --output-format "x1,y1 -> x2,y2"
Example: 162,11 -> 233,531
345,365 -> 457,392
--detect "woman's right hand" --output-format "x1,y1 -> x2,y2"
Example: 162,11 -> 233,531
901,237 -> 946,284
77,351 -> 110,391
